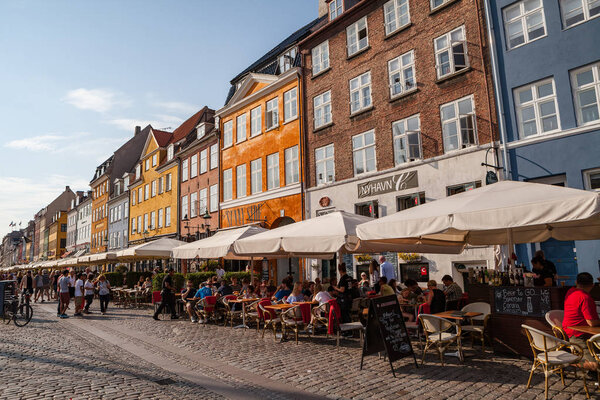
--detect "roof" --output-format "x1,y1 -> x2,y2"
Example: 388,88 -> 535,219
168,107 -> 209,145
152,129 -> 172,148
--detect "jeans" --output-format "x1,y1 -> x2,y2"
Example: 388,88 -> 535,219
84,294 -> 94,311
153,291 -> 176,318
99,294 -> 109,313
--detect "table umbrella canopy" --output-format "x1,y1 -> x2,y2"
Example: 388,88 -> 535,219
356,180 -> 600,247
116,237 -> 186,260
233,211 -> 463,258
172,225 -> 269,260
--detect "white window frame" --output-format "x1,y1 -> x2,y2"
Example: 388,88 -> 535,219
236,164 -> 247,198
571,62 -> 600,126
284,146 -> 299,186
250,106 -> 262,137
144,184 -> 149,201
236,114 -> 247,143
346,17 -> 369,57
131,217 -> 137,234
197,123 -> 205,140
199,188 -> 207,214
311,41 -> 330,76
560,0 -> 600,29
152,154 -> 157,167
352,130 -> 377,176
138,187 -> 143,203
166,173 -> 172,191
165,207 -> 171,227
137,216 -> 141,233
440,95 -> 478,152
431,0 -> 452,11
514,78 -> 560,138
145,158 -> 150,171
434,25 -> 468,79
223,120 -> 233,148
330,0 -> 343,20
266,98 -> 279,130
200,149 -> 208,174
158,208 -> 163,228
388,50 -> 416,99
384,0 -> 410,36
284,88 -> 298,123
151,180 -> 157,197
251,158 -> 262,195
158,177 -> 163,194
223,168 -> 233,201
266,153 -> 280,190
314,91 -> 332,129
182,159 -> 189,182
503,0 -> 547,50
181,195 -> 189,220
143,213 -> 149,232
150,211 -> 156,230
209,185 -> 218,213
315,144 -> 335,186
210,143 -> 219,169
190,154 -> 198,178
583,168 -> 600,191
349,71 -> 372,114
393,114 -> 422,165
167,144 -> 174,161
190,192 -> 198,218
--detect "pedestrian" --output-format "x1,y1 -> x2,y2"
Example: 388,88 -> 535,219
57,270 -> 71,318
96,274 -> 111,315
153,268 -> 178,320
74,273 -> 85,317
42,270 -> 51,301
50,270 -> 58,300
369,259 -> 380,293
33,270 -> 44,303
84,274 -> 95,314
68,269 -> 76,301
379,256 -> 395,282
20,270 -> 34,299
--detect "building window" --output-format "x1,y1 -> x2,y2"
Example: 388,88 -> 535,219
124,202 -> 128,218
503,0 -> 546,50
330,0 -> 343,20
223,120 -> 233,148
440,95 -> 477,152
190,192 -> 198,218
514,79 -> 560,138
397,192 -> 426,211
182,159 -> 189,182
151,180 -> 157,197
315,144 -> 335,185
355,200 -> 379,218
236,114 -> 247,143
266,153 -> 280,190
561,0 -> 600,28
384,0 -> 410,35
144,184 -> 149,200
583,168 -> 600,191
284,146 -> 299,185
131,218 -> 136,234
158,177 -> 163,194
393,114 -> 422,164
109,208 -> 114,223
266,98 -> 279,130
571,63 -> 600,125
388,50 -> 416,98
138,187 -> 143,203
435,26 -> 468,79
312,41 -> 329,75
347,17 -> 368,57
166,173 -> 172,191
236,164 -> 246,198
135,164 -> 141,180
314,91 -> 332,129
199,188 -> 207,214
137,216 -> 142,233
61,223 -> 67,232
431,0 -> 452,11
181,195 -> 189,220
447,181 -> 482,196
350,71 -> 372,114
210,143 -> 219,169
152,154 -> 157,167
251,159 -> 262,194
157,208 -> 163,228
190,154 -> 198,178
143,213 -> 149,232
223,168 -> 233,201
167,144 -> 174,161
250,106 -> 262,137
200,149 -> 208,174
145,159 -> 150,171
165,207 -> 171,227
131,190 -> 136,205
284,88 -> 298,122
209,185 -> 218,212
278,47 -> 297,74
150,211 -> 156,230
352,130 -> 376,176
197,124 -> 205,139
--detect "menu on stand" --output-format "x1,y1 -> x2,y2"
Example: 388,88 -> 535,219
494,286 -> 551,318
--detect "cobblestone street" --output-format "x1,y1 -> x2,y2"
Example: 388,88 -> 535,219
0,300 -> 594,399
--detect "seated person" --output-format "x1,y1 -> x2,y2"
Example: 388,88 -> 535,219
230,276 -> 241,293
217,279 -> 233,297
441,275 -> 463,311
181,281 -> 199,322
378,277 -> 395,297
239,277 -> 251,297
272,280 -> 292,302
285,282 -> 305,303
259,279 -> 269,298
389,279 -> 400,294
302,281 -> 314,301
359,281 -> 371,297
425,280 -> 446,314
563,272 -> 600,370
349,279 -> 362,300
400,279 -> 423,303
135,277 -> 145,289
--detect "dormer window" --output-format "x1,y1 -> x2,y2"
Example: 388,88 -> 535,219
115,181 -> 121,196
197,123 -> 206,140
329,0 -> 343,20
124,176 -> 130,188
278,47 -> 297,74
135,164 -> 141,180
167,144 -> 174,161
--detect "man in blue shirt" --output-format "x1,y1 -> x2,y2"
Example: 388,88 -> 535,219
195,282 -> 213,299
272,279 -> 292,302
379,256 -> 396,282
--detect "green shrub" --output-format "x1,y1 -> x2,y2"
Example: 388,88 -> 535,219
103,272 -> 124,287
125,271 -> 153,288
152,273 -> 185,292
115,265 -> 128,274
224,272 -> 251,282
186,272 -> 215,288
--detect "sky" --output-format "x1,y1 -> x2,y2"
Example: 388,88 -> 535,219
0,0 -> 317,238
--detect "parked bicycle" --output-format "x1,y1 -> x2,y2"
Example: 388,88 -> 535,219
3,293 -> 33,327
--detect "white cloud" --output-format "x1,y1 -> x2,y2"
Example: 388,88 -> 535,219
62,88 -> 129,113
153,101 -> 199,115
105,114 -> 183,132
5,135 -> 65,151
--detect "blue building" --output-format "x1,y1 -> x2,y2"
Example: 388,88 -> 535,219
485,0 -> 600,283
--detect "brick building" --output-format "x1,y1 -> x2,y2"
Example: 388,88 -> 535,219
300,0 -> 500,283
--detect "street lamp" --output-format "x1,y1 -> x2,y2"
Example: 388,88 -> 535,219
202,209 -> 212,238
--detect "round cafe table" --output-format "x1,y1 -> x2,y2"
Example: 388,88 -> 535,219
228,298 -> 258,329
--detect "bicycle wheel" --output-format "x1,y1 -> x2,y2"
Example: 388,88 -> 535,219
3,306 -> 13,325
13,304 -> 33,327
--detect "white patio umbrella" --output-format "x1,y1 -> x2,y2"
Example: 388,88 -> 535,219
116,237 -> 186,260
233,210 -> 463,257
356,181 -> 600,248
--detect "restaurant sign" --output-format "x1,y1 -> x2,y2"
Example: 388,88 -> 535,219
357,171 -> 418,199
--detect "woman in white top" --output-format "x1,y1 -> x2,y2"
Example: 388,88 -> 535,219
312,284 -> 334,305
83,274 -> 95,314
368,260 -> 380,290
95,275 -> 111,315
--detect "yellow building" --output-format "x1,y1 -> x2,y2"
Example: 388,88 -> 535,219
47,211 -> 67,260
128,129 -> 179,244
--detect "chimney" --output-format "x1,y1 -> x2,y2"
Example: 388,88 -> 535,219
65,185 -> 70,192
134,126 -> 141,136
318,0 -> 329,18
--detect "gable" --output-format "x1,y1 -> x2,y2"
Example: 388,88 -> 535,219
227,73 -> 278,106
142,133 -> 159,158
247,82 -> 269,96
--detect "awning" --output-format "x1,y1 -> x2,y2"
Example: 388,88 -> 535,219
116,237 -> 186,260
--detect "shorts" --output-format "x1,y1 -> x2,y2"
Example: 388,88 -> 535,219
75,296 -> 83,310
569,336 -> 595,363
60,292 -> 70,305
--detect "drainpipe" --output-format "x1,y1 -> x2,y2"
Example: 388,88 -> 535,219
483,0 -> 511,180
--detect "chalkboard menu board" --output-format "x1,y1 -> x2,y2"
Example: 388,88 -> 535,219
361,295 -> 417,375
494,286 -> 552,317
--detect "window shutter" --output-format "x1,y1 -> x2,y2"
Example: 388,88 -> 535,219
452,41 -> 467,70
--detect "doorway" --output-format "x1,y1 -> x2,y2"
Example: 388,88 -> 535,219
540,238 -> 577,286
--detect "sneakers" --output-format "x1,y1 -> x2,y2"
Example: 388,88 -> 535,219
74,313 -> 82,317
191,317 -> 198,323
171,315 -> 179,320
59,314 -> 69,319
153,315 -> 159,321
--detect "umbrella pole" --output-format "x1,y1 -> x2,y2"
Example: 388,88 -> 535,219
250,257 -> 254,284
506,228 -> 514,271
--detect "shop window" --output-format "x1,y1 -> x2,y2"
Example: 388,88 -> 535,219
397,192 -> 425,211
400,263 -> 429,283
447,181 -> 481,196
355,200 -> 379,218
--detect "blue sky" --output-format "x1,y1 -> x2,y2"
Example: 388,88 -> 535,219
0,0 -> 317,237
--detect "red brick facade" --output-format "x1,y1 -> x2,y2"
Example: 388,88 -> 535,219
300,0 -> 498,188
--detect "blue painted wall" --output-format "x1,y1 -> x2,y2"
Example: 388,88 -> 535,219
487,0 -> 600,278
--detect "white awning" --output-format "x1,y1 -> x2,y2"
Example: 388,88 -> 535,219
116,237 -> 186,260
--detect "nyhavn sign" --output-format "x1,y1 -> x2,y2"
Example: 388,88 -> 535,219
357,171 -> 418,199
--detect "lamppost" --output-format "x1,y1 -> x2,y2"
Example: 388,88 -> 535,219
202,209 -> 212,238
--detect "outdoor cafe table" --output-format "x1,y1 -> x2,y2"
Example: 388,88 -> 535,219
568,326 -> 600,335
228,298 -> 258,329
432,311 -> 484,358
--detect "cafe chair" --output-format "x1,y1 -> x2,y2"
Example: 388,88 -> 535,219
545,310 -> 568,341
461,302 -> 491,354
197,296 -> 218,324
245,299 -> 262,331
586,334 -> 600,390
280,305 -> 306,344
522,324 -> 589,400
258,301 -> 280,341
418,314 -> 463,366
329,306 -> 364,350
221,295 -> 242,328
311,303 -> 330,337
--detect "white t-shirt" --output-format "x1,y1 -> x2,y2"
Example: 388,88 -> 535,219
75,279 -> 84,297
314,291 -> 333,305
84,281 -> 95,296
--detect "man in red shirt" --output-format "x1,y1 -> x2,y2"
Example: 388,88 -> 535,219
562,272 -> 600,370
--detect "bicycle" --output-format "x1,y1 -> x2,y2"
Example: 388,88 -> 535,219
3,292 -> 33,327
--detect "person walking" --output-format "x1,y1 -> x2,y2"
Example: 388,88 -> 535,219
74,273 -> 85,317
153,268 -> 178,320
20,271 -> 34,301
96,275 -> 111,315
83,274 -> 95,314
42,270 -> 51,302
57,270 -> 71,318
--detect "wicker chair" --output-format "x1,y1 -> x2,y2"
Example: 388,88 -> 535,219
311,303 -> 330,336
461,302 -> 491,354
522,324 -> 589,399
419,314 -> 463,366
258,301 -> 280,340
245,299 -> 262,331
280,305 -> 305,344
221,295 -> 242,327
545,310 -> 568,341
586,334 -> 600,391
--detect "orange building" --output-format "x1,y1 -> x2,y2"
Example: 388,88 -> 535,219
216,18 -> 321,283
90,161 -> 111,253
